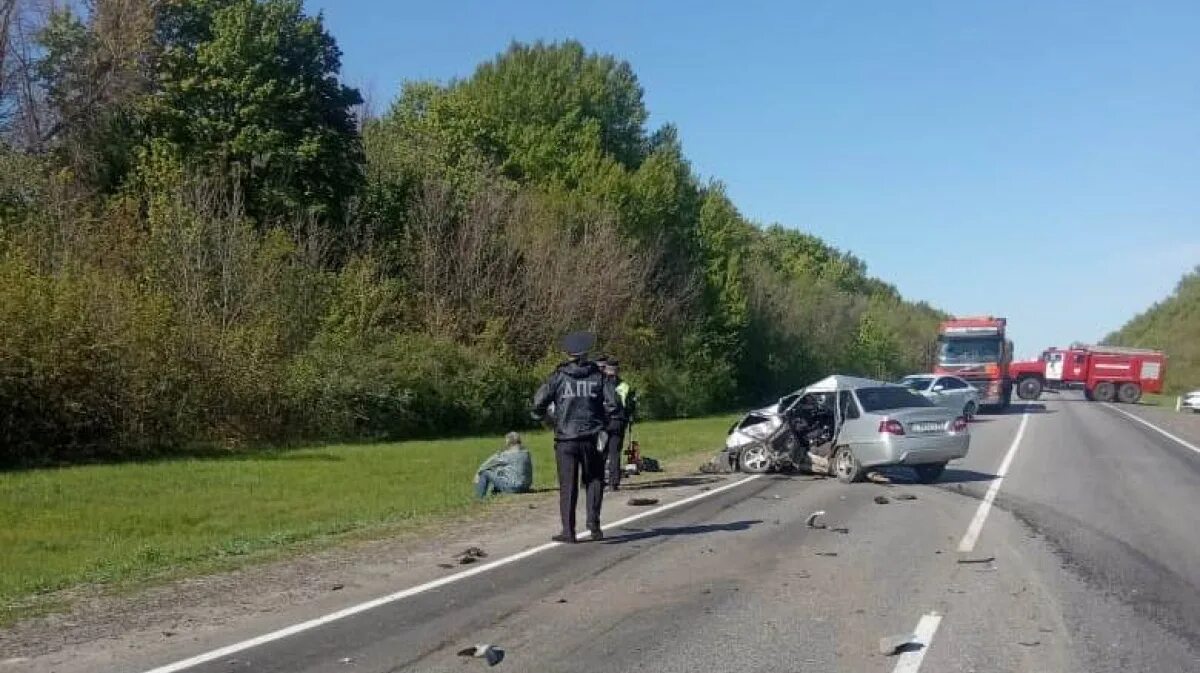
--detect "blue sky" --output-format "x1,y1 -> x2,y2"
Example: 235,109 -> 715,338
305,0 -> 1199,357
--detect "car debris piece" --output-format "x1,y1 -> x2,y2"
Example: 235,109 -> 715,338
805,511 -> 827,529
879,633 -> 920,655
460,547 -> 488,559
555,598 -> 568,604
330,583 -> 345,591
437,563 -> 455,569
1018,640 -> 1041,647
896,493 -> 918,500
816,551 -> 838,557
627,497 -> 659,506
956,555 -> 996,565
457,644 -> 505,666
874,495 -> 890,504
831,527 -> 850,534
339,657 -> 354,664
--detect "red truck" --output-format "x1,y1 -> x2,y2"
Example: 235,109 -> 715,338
933,316 -> 1014,408
1009,344 -> 1166,403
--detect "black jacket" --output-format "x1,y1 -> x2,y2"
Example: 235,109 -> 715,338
532,360 -> 619,440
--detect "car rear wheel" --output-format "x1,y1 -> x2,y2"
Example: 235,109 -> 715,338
1094,382 -> 1116,402
1117,382 -> 1141,404
738,444 -> 772,473
833,446 -> 865,483
963,401 -> 978,421
913,462 -> 947,483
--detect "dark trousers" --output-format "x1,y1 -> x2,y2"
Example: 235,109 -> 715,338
603,427 -> 626,489
555,436 -> 605,535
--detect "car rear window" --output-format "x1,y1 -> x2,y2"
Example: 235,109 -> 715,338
855,386 -> 934,412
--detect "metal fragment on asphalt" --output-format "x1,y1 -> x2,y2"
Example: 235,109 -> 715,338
874,495 -> 890,504
956,554 -> 996,564
896,493 -> 918,500
805,510 -> 827,528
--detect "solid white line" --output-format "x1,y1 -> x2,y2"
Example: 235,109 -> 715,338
1104,404 -> 1200,456
957,412 -> 1030,553
140,474 -> 764,673
890,611 -> 943,673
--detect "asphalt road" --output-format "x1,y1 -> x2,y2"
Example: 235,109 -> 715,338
133,395 -> 1200,672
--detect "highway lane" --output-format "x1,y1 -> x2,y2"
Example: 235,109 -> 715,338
33,397 -> 1200,673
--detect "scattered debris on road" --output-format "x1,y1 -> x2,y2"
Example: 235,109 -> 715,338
437,563 -> 455,569
879,633 -> 920,655
161,630 -> 176,638
806,511 -> 827,529
555,598 -> 568,604
628,497 -> 659,506
457,644 -> 505,666
330,583 -> 345,591
1018,640 -> 1041,647
896,493 -> 918,500
831,527 -> 850,534
455,547 -> 489,565
339,656 -> 354,664
956,554 -> 996,565
874,495 -> 890,504
816,551 -> 839,557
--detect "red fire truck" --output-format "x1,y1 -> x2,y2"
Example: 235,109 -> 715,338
933,316 -> 1014,408
1009,344 -> 1166,403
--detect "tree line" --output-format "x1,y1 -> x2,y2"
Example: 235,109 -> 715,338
1104,266 -> 1200,393
0,0 -> 944,467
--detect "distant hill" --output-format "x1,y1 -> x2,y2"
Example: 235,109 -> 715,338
1103,267 -> 1200,393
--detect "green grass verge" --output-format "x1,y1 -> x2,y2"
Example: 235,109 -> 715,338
0,415 -> 735,622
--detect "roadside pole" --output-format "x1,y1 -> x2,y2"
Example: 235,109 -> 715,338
1176,396 -> 1182,412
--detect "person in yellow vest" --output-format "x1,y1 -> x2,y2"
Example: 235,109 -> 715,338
600,359 -> 634,490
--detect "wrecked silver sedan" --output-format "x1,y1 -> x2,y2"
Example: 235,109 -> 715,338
723,375 -> 970,483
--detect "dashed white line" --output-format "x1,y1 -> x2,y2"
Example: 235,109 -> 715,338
957,411 -> 1030,553
1104,403 -> 1200,456
139,473 -> 763,673
890,611 -> 943,673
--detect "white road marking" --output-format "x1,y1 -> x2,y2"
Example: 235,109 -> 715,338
139,474 -> 764,673
957,411 -> 1030,552
1104,404 -> 1200,456
890,611 -> 943,673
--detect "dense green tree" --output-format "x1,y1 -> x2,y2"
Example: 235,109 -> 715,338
145,0 -> 363,222
1105,267 -> 1200,392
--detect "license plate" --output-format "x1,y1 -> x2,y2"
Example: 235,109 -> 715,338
910,421 -> 944,433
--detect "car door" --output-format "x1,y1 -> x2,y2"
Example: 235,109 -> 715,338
930,377 -> 960,410
941,377 -> 972,408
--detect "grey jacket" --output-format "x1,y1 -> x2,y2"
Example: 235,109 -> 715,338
532,360 -> 619,440
476,446 -> 533,491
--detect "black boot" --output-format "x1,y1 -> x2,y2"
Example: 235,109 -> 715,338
552,532 -> 577,544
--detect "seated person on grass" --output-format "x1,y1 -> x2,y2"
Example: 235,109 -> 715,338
474,432 -> 533,499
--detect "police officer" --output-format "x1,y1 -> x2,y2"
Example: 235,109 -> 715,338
532,331 -> 619,543
600,359 -> 632,490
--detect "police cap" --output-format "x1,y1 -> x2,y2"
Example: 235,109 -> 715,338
559,330 -> 596,357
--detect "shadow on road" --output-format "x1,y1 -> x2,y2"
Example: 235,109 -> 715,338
622,475 -> 726,491
935,468 -> 1000,484
984,402 -> 1055,415
878,466 -> 998,485
603,519 -> 763,545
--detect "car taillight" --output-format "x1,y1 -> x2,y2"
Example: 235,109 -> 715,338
951,417 -> 968,433
878,419 -> 905,435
